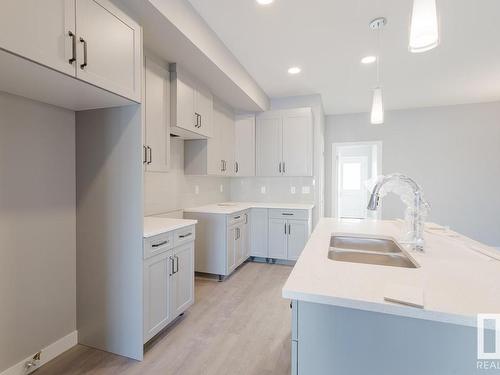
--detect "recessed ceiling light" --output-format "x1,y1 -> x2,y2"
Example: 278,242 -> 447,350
288,66 -> 301,75
361,55 -> 377,64
256,0 -> 274,5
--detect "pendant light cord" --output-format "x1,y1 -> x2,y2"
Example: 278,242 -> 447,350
376,26 -> 381,86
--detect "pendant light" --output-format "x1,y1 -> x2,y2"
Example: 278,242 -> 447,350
369,17 -> 386,125
409,0 -> 439,53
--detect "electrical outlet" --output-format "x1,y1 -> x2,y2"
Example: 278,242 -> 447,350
194,185 -> 199,195
290,186 -> 296,194
260,186 -> 266,194
302,186 -> 311,194
220,184 -> 224,193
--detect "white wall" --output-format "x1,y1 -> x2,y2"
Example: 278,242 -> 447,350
0,93 -> 76,371
144,139 -> 231,216
325,101 -> 500,246
231,94 -> 325,226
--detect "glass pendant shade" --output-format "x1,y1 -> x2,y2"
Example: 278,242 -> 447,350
409,0 -> 439,53
370,87 -> 384,125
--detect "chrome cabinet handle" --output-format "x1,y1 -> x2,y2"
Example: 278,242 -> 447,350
194,113 -> 201,128
146,146 -> 152,165
68,31 -> 76,64
79,37 -> 88,69
170,256 -> 175,275
234,215 -> 241,220
284,223 -> 287,234
235,162 -> 239,173
283,162 -> 286,174
279,162 -> 282,173
288,224 -> 291,234
143,145 -> 147,164
152,240 -> 169,248
244,213 -> 248,224
175,255 -> 179,273
179,232 -> 192,239
199,114 -> 202,128
282,213 -> 294,216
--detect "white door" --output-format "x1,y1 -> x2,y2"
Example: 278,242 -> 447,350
0,0 -> 76,76
287,220 -> 308,261
268,218 -> 287,259
338,156 -> 369,219
194,84 -> 213,137
234,115 -> 256,176
171,243 -> 194,317
250,208 -> 268,257
143,251 -> 172,343
75,0 -> 141,101
282,108 -> 313,177
226,226 -> 237,274
256,114 -> 283,176
145,57 -> 169,172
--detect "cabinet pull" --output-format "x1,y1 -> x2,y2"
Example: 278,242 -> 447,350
68,31 -> 76,64
175,255 -> 179,273
170,256 -> 175,275
279,162 -> 282,173
195,113 -> 201,128
143,145 -> 147,164
235,162 -> 239,173
234,215 -> 241,220
179,232 -> 192,239
284,223 -> 287,234
152,240 -> 168,248
199,114 -> 202,128
288,224 -> 291,235
244,213 -> 248,224
146,146 -> 152,164
283,162 -> 286,174
79,37 -> 88,69
282,213 -> 294,216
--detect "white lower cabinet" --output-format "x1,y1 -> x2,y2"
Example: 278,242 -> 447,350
143,226 -> 195,344
252,208 -> 312,261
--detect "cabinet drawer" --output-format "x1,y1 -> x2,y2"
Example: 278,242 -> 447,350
269,209 -> 309,220
144,232 -> 174,259
227,211 -> 247,227
173,225 -> 196,247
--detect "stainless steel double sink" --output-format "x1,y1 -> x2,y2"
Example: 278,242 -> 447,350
328,235 -> 419,269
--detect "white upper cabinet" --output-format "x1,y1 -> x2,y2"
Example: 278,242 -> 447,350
170,64 -> 213,139
282,108 -> 313,177
234,115 -> 256,177
256,113 -> 283,177
256,107 -> 313,177
0,0 -> 76,76
0,0 -> 142,108
144,56 -> 170,173
75,0 -> 142,102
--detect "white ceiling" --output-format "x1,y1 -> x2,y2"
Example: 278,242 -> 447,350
188,0 -> 500,115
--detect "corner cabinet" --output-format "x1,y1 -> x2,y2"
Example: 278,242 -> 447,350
256,108 -> 313,177
0,0 -> 142,103
143,55 -> 170,172
170,64 -> 213,139
143,225 -> 195,344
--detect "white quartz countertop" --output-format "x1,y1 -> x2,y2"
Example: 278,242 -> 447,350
144,216 -> 197,238
183,202 -> 315,215
282,218 -> 500,327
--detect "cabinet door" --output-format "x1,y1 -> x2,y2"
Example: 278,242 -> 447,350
171,243 -> 194,317
268,218 -> 287,259
143,251 -> 172,343
194,84 -> 213,137
172,71 -> 197,133
243,213 -> 251,259
145,56 -> 170,172
282,108 -> 313,177
0,0 -> 76,76
250,208 -> 268,257
222,116 -> 235,176
226,226 -> 237,274
76,0 -> 142,102
256,113 -> 283,176
234,115 -> 256,176
287,220 -> 309,261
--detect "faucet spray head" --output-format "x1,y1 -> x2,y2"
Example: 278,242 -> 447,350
367,192 -> 380,211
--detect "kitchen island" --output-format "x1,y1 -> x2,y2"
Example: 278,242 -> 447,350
283,218 -> 500,375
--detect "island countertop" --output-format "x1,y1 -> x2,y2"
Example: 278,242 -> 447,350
282,218 -> 500,327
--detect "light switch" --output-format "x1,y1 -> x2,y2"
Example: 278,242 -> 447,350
290,186 -> 296,194
220,184 -> 224,193
195,185 -> 199,195
260,186 -> 266,194
302,186 -> 311,194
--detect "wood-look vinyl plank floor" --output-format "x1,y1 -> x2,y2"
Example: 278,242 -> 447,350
36,262 -> 292,375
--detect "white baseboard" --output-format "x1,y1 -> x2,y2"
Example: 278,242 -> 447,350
1,331 -> 78,375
